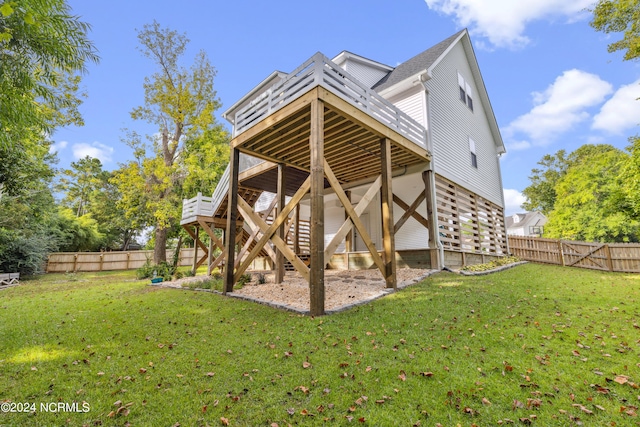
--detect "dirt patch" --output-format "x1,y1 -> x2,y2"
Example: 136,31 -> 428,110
233,268 -> 435,312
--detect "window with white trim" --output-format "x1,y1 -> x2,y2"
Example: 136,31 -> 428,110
457,72 -> 474,111
469,137 -> 477,168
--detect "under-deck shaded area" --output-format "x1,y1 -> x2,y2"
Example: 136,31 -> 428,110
217,53 -> 435,316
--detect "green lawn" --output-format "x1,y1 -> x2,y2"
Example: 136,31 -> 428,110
1,264 -> 639,426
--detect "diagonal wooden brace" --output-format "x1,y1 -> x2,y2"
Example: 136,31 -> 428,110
323,176 -> 382,265
234,176 -> 311,281
393,193 -> 428,233
237,197 -> 310,282
323,159 -> 385,274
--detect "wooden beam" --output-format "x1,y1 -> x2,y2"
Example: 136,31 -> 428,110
224,147 -> 240,294
232,89 -> 317,149
318,88 -> 430,161
393,193 -> 428,233
294,206 -> 300,254
323,159 -> 386,274
344,191 -> 352,253
380,138 -> 396,289
309,98 -> 325,316
192,226 -> 199,275
275,163 -> 286,284
234,176 -> 312,280
324,176 -> 381,265
207,234 -> 214,276
197,218 -> 223,252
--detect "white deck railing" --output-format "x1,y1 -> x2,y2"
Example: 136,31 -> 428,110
233,52 -> 427,149
180,192 -> 215,224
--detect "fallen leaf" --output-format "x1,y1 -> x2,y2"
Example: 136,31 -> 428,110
220,417 -> 229,426
614,376 -> 629,385
206,372 -> 215,377
420,372 -> 433,377
302,362 -> 311,369
399,371 -> 406,381
482,397 -> 492,406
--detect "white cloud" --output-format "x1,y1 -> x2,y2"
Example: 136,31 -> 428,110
592,79 -> 640,134
507,140 -> 531,151
72,142 -> 114,163
49,140 -> 68,154
424,0 -> 592,49
503,188 -> 526,215
504,69 -> 613,146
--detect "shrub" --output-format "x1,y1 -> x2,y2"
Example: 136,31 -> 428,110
237,273 -> 252,286
136,260 -> 177,281
462,256 -> 521,272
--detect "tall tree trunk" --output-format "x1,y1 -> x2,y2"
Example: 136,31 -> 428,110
154,226 -> 168,264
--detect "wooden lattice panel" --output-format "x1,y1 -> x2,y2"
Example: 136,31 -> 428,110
434,175 -> 507,255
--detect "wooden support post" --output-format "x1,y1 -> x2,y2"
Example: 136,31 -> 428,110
344,191 -> 353,253
275,163 -> 286,284
224,148 -> 240,294
192,226 -> 199,276
309,98 -> 325,316
207,233 -> 214,276
380,138 -> 396,289
294,206 -> 300,255
422,170 -> 440,269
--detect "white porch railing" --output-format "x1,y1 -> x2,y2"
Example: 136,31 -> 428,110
233,52 -> 427,149
181,192 -> 214,224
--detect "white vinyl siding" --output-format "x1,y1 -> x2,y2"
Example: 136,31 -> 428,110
425,42 -> 504,207
342,59 -> 390,88
392,173 -> 430,250
389,86 -> 427,128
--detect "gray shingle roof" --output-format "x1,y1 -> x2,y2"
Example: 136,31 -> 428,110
372,30 -> 466,93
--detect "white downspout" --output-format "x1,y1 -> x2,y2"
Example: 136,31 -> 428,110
421,75 -> 444,269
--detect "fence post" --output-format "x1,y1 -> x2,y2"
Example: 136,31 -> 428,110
604,244 -> 614,272
99,253 -> 104,271
557,240 -> 565,266
73,254 -> 78,272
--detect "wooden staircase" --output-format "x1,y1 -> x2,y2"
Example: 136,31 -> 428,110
284,254 -> 310,271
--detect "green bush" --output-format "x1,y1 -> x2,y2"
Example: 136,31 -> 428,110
462,255 -> 521,272
237,273 -> 252,286
136,260 -> 177,281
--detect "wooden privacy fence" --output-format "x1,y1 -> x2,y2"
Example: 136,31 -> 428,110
46,249 -> 197,273
508,236 -> 640,273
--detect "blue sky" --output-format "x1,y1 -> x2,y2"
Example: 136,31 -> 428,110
53,0 -> 640,216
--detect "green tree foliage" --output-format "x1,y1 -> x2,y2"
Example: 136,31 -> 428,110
526,145 -> 639,242
89,171 -> 141,250
0,0 -> 97,148
0,139 -> 59,274
522,150 -> 569,215
115,22 -> 228,264
54,207 -> 103,252
620,136 -> 640,217
56,156 -> 105,216
590,0 -> 640,61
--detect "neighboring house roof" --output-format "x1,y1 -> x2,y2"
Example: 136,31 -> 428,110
372,30 -> 465,93
506,212 -> 547,233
